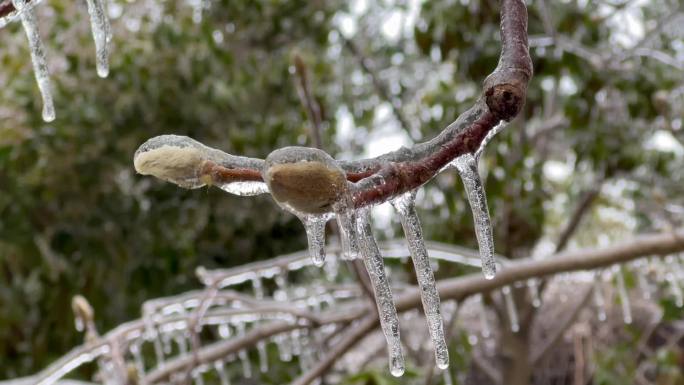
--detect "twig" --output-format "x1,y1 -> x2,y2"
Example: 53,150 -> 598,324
292,52 -> 324,149
31,228 -> 684,384
555,182 -> 603,253
290,316 -> 379,385
340,35 -> 414,138
135,0 -> 532,209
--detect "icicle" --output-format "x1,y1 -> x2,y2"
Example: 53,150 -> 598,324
614,267 -> 632,324
527,279 -> 542,308
215,361 -> 230,385
274,333 -> 293,362
274,270 -> 289,301
143,315 -> 165,365
666,273 -> 684,307
290,329 -> 302,357
356,207 -> 405,377
593,275 -> 607,322
236,323 -> 252,378
474,121 -> 506,162
502,286 -> 519,333
257,340 -> 268,373
453,153 -> 496,279
252,275 -> 264,300
161,333 -> 173,355
390,191 -> 449,370
12,0 -> 55,122
84,0 -> 111,77
478,295 -> 491,338
129,341 -> 145,378
301,213 -> 331,266
334,199 -> 361,259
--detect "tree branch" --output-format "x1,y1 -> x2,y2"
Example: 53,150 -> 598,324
394,228 -> 684,310
292,53 -> 324,149
134,0 -> 532,210
340,35 -> 414,137
28,228 -> 684,384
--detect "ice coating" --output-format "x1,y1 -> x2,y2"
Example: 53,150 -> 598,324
218,181 -> 269,196
356,208 -> 405,377
474,121 -> 506,162
453,153 -> 496,279
13,0 -> 55,122
134,135 -> 266,195
390,191 -> 449,370
263,146 -> 347,215
84,0 -> 111,77
502,286 -> 519,333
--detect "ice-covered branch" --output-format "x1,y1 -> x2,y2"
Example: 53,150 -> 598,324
394,228 -> 684,309
134,0 -> 532,209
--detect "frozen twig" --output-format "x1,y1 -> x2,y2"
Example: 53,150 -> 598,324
135,0 -> 532,210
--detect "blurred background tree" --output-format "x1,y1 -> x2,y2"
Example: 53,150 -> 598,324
0,0 -> 683,383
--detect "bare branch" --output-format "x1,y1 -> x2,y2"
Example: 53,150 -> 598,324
556,182 -> 603,253
292,53 -> 324,149
340,35 -> 415,137
394,228 -> 684,310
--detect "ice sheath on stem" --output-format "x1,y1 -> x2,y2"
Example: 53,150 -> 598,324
391,191 -> 449,369
453,153 -> 496,279
356,207 -> 405,377
12,0 -> 55,122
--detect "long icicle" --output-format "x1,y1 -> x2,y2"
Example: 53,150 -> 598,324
84,0 -> 111,77
13,0 -> 55,122
334,196 -> 361,259
391,191 -> 449,369
357,207 -> 405,377
453,153 -> 496,279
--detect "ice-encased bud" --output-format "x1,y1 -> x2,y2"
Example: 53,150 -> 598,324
263,147 -> 347,215
133,135 -> 209,189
